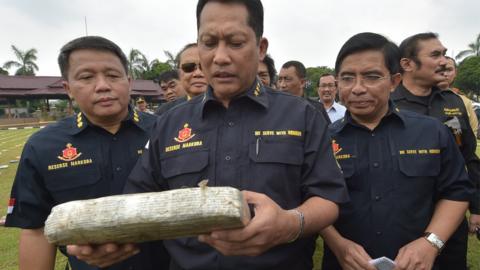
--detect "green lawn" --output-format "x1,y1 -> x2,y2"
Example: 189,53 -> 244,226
0,128 -> 67,270
0,128 -> 479,269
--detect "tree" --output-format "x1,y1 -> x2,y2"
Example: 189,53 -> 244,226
456,33 -> 480,61
2,45 -> 39,75
453,56 -> 480,98
128,49 -> 149,79
305,66 -> 335,97
0,67 -> 8,75
164,50 -> 176,69
142,60 -> 172,80
127,48 -> 173,80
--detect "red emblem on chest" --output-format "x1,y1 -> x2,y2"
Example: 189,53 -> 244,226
174,124 -> 195,143
332,140 -> 342,155
58,143 -> 82,161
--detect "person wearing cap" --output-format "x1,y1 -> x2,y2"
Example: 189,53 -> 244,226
136,97 -> 154,114
4,36 -> 169,270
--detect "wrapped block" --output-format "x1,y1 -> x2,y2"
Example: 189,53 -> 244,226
44,185 -> 250,245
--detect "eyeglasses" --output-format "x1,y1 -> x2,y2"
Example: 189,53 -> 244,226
319,83 -> 336,89
337,74 -> 390,88
180,62 -> 201,73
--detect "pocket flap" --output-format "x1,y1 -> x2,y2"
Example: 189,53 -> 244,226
249,140 -> 303,165
161,149 -> 209,178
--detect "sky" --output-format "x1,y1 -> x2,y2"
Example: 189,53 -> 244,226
1,0 -> 479,76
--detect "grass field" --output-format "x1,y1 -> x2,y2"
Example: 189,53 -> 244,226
0,128 -> 479,269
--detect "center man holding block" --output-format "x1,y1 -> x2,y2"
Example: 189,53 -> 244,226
68,0 -> 348,269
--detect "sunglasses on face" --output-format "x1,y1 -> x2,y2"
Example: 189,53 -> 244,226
181,62 -> 201,73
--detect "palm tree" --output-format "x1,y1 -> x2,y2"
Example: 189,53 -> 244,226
164,50 -> 176,69
0,67 -> 8,75
456,33 -> 480,61
2,45 -> 39,76
128,49 -> 153,79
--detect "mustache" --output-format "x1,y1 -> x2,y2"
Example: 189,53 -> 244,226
435,66 -> 447,73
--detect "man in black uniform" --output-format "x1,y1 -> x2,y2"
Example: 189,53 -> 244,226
278,60 -> 331,123
4,36 -> 169,270
391,32 -> 480,269
321,32 -> 472,270
68,0 -> 348,269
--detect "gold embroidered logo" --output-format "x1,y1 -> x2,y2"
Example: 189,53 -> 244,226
174,124 -> 196,143
58,143 -> 82,162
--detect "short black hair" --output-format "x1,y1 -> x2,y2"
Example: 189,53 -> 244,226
58,36 -> 128,80
281,61 -> 306,79
157,70 -> 179,84
196,0 -> 264,42
335,32 -> 400,75
261,54 -> 277,86
175,43 -> 198,69
399,32 -> 438,72
317,73 -> 335,87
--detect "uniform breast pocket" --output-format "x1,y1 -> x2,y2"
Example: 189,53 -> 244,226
247,139 -> 303,196
249,139 -> 303,165
44,165 -> 101,203
398,155 -> 440,177
160,149 -> 209,188
337,158 -> 362,191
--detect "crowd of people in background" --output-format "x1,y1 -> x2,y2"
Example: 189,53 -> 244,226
4,0 -> 480,270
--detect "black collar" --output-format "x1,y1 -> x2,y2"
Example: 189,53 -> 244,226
67,105 -> 146,135
334,100 -> 406,132
200,79 -> 269,118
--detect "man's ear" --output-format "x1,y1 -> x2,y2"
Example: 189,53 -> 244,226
258,37 -> 269,61
400,58 -> 414,73
62,80 -> 74,100
390,73 -> 403,92
300,78 -> 306,90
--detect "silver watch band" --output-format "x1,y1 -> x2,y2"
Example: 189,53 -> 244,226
423,232 -> 445,252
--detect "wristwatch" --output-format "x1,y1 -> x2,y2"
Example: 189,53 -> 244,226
423,232 -> 445,252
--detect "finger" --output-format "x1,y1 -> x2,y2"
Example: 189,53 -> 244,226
199,234 -> 256,251
201,237 -> 265,256
95,247 -> 140,268
394,249 -> 408,270
348,253 -> 374,270
242,190 -> 269,206
77,244 -> 139,267
67,244 -> 94,256
354,248 -> 375,269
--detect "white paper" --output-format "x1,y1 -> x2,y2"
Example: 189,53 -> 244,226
369,256 -> 396,270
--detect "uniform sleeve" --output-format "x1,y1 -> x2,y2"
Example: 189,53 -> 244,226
125,123 -> 166,194
436,122 -> 475,202
300,104 -> 349,203
5,141 -> 54,229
